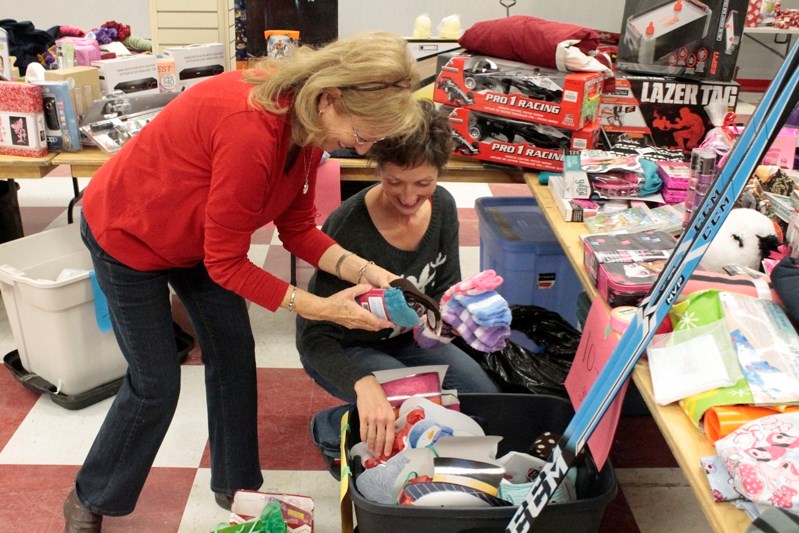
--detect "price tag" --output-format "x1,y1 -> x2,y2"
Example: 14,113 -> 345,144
564,297 -> 630,469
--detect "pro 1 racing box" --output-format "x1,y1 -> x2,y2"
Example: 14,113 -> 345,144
446,106 -> 599,172
434,52 -> 605,131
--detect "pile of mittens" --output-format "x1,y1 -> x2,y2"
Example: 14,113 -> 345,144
414,269 -> 511,353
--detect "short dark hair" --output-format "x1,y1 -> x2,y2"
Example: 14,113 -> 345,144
367,99 -> 454,174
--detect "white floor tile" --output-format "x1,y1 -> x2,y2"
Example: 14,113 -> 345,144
16,176 -> 89,207
250,304 -> 303,369
459,246 -> 481,279
0,366 -> 208,468
180,469 -> 340,533
438,182 -> 493,209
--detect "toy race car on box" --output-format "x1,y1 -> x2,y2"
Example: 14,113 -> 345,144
434,52 -> 604,130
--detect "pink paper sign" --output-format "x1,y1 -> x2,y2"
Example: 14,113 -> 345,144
565,297 -> 630,469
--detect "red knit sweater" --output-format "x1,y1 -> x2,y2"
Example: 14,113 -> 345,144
82,70 -> 335,311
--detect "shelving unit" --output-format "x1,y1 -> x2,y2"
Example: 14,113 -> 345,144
148,0 -> 236,71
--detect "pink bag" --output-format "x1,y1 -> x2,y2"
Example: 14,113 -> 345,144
56,37 -> 101,67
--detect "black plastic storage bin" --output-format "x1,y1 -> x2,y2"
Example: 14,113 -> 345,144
345,393 -> 618,533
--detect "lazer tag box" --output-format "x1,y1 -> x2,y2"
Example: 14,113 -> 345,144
446,106 -> 599,172
616,0 -> 749,82
598,74 -> 738,153
91,55 -> 159,96
0,81 -> 48,157
162,43 -> 225,91
434,52 -> 604,130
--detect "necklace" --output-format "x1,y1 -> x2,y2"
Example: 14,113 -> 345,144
301,149 -> 311,195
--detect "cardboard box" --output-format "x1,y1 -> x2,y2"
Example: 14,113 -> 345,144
598,74 -> 739,153
616,0 -> 749,82
434,52 -> 604,130
44,66 -> 102,117
0,81 -> 47,157
32,81 -> 81,152
162,43 -> 226,91
446,106 -> 599,172
91,55 -> 159,96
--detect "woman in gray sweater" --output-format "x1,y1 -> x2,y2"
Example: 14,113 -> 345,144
296,100 -> 500,468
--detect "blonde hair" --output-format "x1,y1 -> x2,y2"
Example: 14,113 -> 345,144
243,32 -> 422,146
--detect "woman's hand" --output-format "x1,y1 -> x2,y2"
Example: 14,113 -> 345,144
362,262 -> 400,288
354,375 -> 396,458
294,285 -> 394,331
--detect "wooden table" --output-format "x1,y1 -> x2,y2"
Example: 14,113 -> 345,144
525,174 -> 752,533
0,153 -> 57,179
0,147 -> 519,225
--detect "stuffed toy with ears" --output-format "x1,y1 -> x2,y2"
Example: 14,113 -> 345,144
700,208 -> 782,273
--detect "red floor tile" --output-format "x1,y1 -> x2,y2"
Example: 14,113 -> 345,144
0,464 -> 195,532
0,362 -> 40,450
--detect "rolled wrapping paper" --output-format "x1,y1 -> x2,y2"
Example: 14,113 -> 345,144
704,404 -> 799,442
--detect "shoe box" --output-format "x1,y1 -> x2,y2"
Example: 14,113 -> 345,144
598,74 -> 738,154
434,52 -> 605,131
445,106 -> 599,172
616,0 -> 749,82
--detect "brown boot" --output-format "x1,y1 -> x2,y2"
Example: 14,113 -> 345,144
63,489 -> 102,533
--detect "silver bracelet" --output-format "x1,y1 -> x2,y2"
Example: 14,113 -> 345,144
355,261 -> 375,285
335,251 -> 354,279
287,286 -> 297,313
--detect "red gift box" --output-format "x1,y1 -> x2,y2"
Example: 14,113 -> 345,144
0,81 -> 48,157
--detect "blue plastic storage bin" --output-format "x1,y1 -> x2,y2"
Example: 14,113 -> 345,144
476,196 -> 582,326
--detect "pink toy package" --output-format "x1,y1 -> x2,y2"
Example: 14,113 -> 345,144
0,82 -> 48,157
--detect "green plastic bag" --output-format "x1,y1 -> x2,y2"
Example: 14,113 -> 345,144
212,501 -> 287,533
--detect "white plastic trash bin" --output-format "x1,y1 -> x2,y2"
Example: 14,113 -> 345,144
0,223 -> 127,396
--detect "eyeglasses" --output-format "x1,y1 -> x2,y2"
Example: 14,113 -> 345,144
339,78 -> 412,92
351,127 -> 386,146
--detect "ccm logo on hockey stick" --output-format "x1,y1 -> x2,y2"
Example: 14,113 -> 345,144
507,445 -> 570,532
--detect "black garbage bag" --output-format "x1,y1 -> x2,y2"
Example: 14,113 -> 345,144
480,304 -> 582,396
508,304 -> 581,360
482,340 -> 573,396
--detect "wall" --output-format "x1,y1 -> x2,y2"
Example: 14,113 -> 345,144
4,0 -> 796,84
337,0 -> 627,36
5,1 -> 151,39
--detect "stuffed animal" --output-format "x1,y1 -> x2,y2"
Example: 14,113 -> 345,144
700,208 -> 782,273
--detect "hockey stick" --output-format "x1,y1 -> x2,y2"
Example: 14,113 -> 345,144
508,41 -> 799,532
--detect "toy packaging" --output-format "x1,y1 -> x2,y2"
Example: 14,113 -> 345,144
162,43 -> 225,91
582,229 -> 677,286
546,172 -> 600,222
616,0 -> 749,82
446,106 -> 599,172
434,52 -> 604,130
31,80 -> 81,152
91,55 -> 160,96
599,74 -> 739,153
0,81 -> 48,157
597,259 -> 666,307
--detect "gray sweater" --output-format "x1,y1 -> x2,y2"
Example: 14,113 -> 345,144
295,185 -> 461,394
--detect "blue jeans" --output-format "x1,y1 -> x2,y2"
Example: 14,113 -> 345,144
75,217 -> 263,516
303,339 -> 500,457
